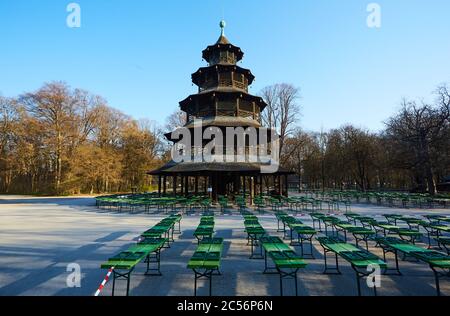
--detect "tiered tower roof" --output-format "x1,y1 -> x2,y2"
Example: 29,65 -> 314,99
176,21 -> 267,133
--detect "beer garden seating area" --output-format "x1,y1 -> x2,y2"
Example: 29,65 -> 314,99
96,190 -> 450,296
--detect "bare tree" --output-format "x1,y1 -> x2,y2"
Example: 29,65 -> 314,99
260,85 -> 280,131
385,86 -> 450,195
0,96 -> 20,192
165,109 -> 187,132
260,84 -> 301,156
19,82 -> 76,194
340,125 -> 377,191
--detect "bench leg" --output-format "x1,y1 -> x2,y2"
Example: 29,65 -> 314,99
263,250 -> 278,274
431,267 -> 441,296
298,234 -> 315,259
210,272 -> 212,296
380,247 -> 402,276
279,273 -> 283,296
145,250 -> 162,276
112,272 -> 116,296
111,269 -> 133,296
278,269 -> 299,296
322,248 -> 341,274
193,269 -> 214,297
250,235 -> 264,259
353,267 -> 380,297
194,271 -> 197,296
356,271 -> 362,296
126,273 -> 131,296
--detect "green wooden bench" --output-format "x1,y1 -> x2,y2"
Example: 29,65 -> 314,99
310,212 -> 327,231
375,236 -> 450,296
344,213 -> 365,225
417,220 -> 450,249
363,218 -> 423,244
187,237 -> 224,296
383,214 -> 404,226
275,211 -> 289,233
193,216 -> 215,243
141,216 -> 181,247
244,218 -> 267,259
218,197 -> 229,213
254,197 -> 266,214
310,213 -> 338,234
100,237 -> 167,296
281,216 -> 317,258
260,236 -> 307,296
236,196 -> 247,211
333,221 -> 376,250
436,237 -> 450,255
317,237 -> 386,296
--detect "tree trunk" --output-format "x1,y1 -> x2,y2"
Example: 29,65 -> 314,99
425,165 -> 437,195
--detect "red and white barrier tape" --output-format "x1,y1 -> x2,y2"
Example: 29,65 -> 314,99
94,267 -> 114,297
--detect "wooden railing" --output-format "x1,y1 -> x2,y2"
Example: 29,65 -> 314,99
238,109 -> 255,120
199,77 -> 248,92
218,78 -> 248,92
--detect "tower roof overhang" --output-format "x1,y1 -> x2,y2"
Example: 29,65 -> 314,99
148,161 -> 294,176
179,91 -> 267,113
163,117 -> 278,142
202,43 -> 244,63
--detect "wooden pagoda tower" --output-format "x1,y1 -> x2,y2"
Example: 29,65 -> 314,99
149,21 -> 293,202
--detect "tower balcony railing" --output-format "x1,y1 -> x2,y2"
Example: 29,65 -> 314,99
198,79 -> 248,93
188,111 -> 261,124
238,109 -> 257,120
234,81 -> 247,90
218,78 -> 248,92
175,145 -> 275,164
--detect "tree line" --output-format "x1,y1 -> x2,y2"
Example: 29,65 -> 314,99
0,81 -> 449,195
272,84 -> 450,195
0,82 -> 162,195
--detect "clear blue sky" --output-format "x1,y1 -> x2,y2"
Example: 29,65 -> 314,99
1,0 -> 450,132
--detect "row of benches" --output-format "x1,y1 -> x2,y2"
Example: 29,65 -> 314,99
303,211 -> 450,296
100,214 -> 182,296
100,210 -> 449,296
242,212 -> 307,296
249,212 -> 386,296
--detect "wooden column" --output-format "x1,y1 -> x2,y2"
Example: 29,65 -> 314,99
234,174 -> 240,195
163,176 -> 167,195
185,176 -> 189,197
284,174 -> 289,197
214,96 -> 218,117
173,176 -> 177,197
278,175 -> 282,196
158,175 -> 162,197
252,101 -> 256,120
243,176 -> 246,198
180,176 -> 184,195
272,175 -> 276,195
260,175 -> 263,196
212,174 -> 218,202
195,176 -> 199,195
250,177 -> 254,205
